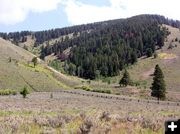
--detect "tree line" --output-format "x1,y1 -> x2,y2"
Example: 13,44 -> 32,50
0,15 -> 180,80
40,15 -> 172,79
0,14 -> 180,45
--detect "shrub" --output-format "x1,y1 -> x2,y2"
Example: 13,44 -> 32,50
132,81 -> 140,87
20,87 -> 29,98
92,89 -> 111,94
0,89 -> 17,96
154,53 -> 158,58
74,86 -> 111,94
50,93 -> 53,99
79,118 -> 93,133
31,57 -> 38,68
168,43 -> 174,49
100,111 -> 111,121
8,57 -> 12,62
74,86 -> 91,91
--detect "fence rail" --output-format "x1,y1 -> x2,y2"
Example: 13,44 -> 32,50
56,90 -> 180,106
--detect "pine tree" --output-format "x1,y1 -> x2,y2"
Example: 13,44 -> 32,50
146,48 -> 153,57
151,65 -> 166,100
119,69 -> 131,87
130,52 -> 137,64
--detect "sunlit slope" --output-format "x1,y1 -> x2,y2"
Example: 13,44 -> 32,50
0,38 -> 67,91
117,25 -> 180,92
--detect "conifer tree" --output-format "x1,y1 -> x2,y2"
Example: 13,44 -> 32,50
146,48 -> 153,57
119,69 -> 131,87
151,64 -> 166,100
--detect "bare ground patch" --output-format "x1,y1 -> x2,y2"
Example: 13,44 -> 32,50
141,68 -> 154,80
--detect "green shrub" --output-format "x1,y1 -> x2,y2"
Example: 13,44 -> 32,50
0,89 -> 17,96
74,86 -> 91,91
92,89 -> 111,94
131,81 -> 140,86
82,86 -> 91,91
48,59 -> 65,73
20,87 -> 29,98
74,86 -> 111,94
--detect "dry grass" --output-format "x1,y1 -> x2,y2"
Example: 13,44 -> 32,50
158,53 -> 177,60
0,92 -> 179,133
0,37 -> 69,91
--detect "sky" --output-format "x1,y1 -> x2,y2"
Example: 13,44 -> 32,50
0,0 -> 179,32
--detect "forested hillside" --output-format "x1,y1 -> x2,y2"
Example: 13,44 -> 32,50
1,15 -> 180,79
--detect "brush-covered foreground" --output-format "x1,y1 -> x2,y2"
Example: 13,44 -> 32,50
0,92 -> 179,134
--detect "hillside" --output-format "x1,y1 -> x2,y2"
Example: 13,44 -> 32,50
0,38 -> 68,91
0,37 -> 118,92
123,25 -> 180,91
101,25 -> 179,101
0,14 -> 180,133
0,14 -> 180,100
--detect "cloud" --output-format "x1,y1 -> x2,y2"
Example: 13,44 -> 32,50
0,0 -> 62,25
64,0 -> 127,25
0,0 -> 179,26
64,0 -> 180,25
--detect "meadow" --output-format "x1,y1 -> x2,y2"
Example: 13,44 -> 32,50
0,92 -> 179,134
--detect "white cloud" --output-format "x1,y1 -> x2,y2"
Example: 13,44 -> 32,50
64,0 -> 180,25
0,0 -> 179,26
0,0 -> 62,25
64,0 -> 127,25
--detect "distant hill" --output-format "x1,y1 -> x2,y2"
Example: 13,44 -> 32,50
37,14 -> 179,79
0,14 -> 180,101
1,15 -> 180,80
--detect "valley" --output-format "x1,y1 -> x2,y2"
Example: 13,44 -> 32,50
0,15 -> 180,133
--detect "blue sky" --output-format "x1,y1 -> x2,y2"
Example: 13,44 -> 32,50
0,0 -> 179,32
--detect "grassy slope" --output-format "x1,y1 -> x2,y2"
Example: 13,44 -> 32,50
0,37 -> 109,92
0,38 -> 68,91
21,24 -> 179,100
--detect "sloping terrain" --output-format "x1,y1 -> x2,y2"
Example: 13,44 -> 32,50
0,16 -> 180,134
133,25 -> 180,91
0,38 -> 67,91
112,25 -> 180,94
0,38 -> 34,61
0,15 -> 180,101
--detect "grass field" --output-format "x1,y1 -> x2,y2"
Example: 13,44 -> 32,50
0,92 -> 179,133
